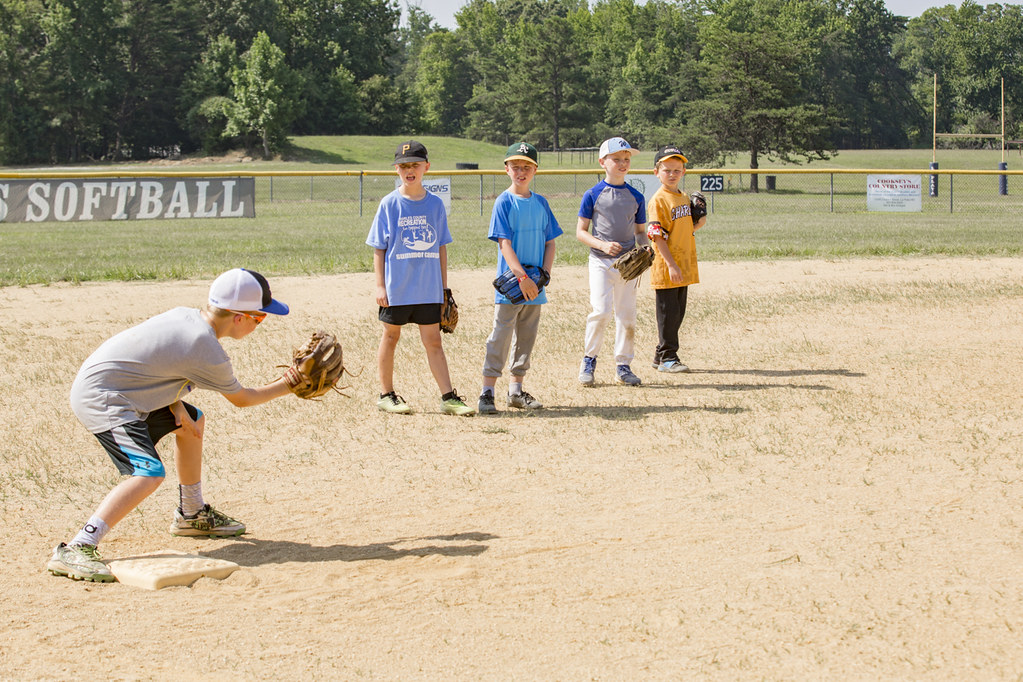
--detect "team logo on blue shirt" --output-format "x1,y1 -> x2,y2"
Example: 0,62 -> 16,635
398,215 -> 437,251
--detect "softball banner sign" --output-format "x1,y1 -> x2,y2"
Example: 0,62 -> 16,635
0,177 -> 255,223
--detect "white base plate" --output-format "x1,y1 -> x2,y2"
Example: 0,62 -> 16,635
107,549 -> 240,590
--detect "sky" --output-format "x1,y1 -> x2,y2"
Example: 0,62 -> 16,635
402,0 -> 965,30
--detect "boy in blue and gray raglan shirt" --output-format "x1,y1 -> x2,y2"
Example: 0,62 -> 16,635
575,137 -> 648,387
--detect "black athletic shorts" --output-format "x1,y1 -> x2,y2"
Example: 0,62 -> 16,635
93,402 -> 201,477
378,303 -> 441,326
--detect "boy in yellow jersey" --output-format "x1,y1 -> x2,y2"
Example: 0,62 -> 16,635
645,146 -> 706,372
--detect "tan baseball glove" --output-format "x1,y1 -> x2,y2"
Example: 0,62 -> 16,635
440,288 -> 458,333
612,245 -> 655,281
281,330 -> 346,399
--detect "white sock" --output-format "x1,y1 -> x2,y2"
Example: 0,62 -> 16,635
179,482 -> 204,517
481,386 -> 494,397
510,381 -> 523,396
71,516 -> 110,548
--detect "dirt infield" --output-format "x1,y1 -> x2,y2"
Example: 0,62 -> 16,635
2,257 -> 1022,679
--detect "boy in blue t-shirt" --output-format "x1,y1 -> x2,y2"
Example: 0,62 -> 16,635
366,140 -> 474,416
575,137 -> 648,387
478,142 -> 562,414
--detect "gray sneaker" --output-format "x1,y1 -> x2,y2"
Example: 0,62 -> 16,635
657,359 -> 690,373
47,543 -> 116,583
170,504 -> 246,537
507,391 -> 543,409
615,364 -> 642,386
578,356 -> 597,386
478,393 -> 497,414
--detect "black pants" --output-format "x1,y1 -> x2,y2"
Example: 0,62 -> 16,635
654,286 -> 688,365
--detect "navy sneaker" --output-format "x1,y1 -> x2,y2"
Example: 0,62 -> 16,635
578,356 -> 597,386
615,364 -> 642,386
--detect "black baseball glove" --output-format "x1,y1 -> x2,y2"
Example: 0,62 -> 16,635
493,264 -> 551,304
690,191 -> 707,223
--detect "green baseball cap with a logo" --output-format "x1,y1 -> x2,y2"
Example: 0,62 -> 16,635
505,142 -> 538,166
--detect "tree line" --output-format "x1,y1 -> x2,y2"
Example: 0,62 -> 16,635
0,0 -> 1019,167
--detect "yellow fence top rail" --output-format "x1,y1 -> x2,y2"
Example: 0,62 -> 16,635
1,167 -> 1021,179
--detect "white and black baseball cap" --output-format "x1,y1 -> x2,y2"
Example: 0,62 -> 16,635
208,268 -> 289,315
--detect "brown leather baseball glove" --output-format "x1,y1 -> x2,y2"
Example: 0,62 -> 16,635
612,245 -> 655,281
281,331 -> 346,399
440,288 -> 458,333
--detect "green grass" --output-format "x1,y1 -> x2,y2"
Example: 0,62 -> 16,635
2,195 -> 1019,287
278,137 -> 1020,172
709,148 -> 1019,171
2,137 -> 1022,286
4,136 -> 1018,173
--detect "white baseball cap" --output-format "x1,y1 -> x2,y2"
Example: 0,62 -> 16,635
208,268 -> 289,315
599,137 -> 636,159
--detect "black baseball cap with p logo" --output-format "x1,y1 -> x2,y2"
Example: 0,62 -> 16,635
394,140 -> 428,164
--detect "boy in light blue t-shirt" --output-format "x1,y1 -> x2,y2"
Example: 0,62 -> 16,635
366,140 -> 474,416
477,142 -> 562,414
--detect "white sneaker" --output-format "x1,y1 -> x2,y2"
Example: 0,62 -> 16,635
47,543 -> 115,582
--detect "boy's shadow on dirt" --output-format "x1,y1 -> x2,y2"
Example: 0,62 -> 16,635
489,367 -> 863,420
654,367 -> 865,393
695,368 -> 865,378
203,532 -> 497,567
500,404 -> 747,420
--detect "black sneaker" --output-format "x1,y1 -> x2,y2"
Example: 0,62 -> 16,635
478,393 -> 497,414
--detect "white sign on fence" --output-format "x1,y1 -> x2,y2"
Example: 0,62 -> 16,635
867,174 -> 922,212
627,176 -> 661,207
396,176 -> 451,215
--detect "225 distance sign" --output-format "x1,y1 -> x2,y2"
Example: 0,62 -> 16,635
699,175 -> 724,192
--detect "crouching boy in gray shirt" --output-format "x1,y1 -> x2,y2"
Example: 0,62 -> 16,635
48,268 -> 293,583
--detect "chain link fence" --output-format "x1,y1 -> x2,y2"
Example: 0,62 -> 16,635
3,168 -> 1019,223
255,168 -> 1023,221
